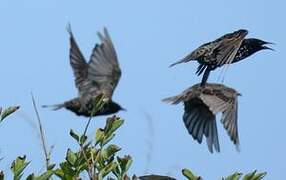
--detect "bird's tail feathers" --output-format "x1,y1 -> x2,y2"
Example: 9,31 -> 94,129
42,103 -> 65,110
162,95 -> 183,104
169,51 -> 196,68
169,56 -> 193,67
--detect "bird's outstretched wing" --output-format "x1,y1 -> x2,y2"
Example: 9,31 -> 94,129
199,85 -> 240,150
162,83 -> 240,153
87,28 -> 121,99
67,25 -> 89,94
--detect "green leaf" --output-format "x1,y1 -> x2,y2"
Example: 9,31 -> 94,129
36,170 -> 54,180
11,155 -> 30,180
223,172 -> 242,180
117,155 -> 133,175
69,129 -> 80,142
101,144 -> 121,160
0,106 -> 20,122
26,173 -> 35,180
79,135 -> 87,145
66,149 -> 77,166
112,165 -> 121,178
243,170 -> 266,180
53,169 -> 64,179
59,161 -> 77,177
47,163 -> 56,170
99,161 -> 118,178
95,128 -> 105,145
182,168 -> 202,180
105,116 -> 124,136
102,133 -> 116,147
26,170 -> 53,180
54,168 -> 74,180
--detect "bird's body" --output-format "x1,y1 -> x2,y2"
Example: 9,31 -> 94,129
52,98 -> 122,117
170,30 -> 273,86
163,83 -> 241,153
139,175 -> 176,180
43,26 -> 124,117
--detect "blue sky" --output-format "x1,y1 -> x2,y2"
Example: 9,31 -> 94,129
0,0 -> 285,179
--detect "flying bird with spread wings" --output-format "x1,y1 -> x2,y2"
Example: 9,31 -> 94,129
170,29 -> 273,86
43,26 -> 124,117
163,83 -> 241,153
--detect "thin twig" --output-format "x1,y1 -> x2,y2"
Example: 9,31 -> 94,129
79,96 -> 105,180
31,92 -> 50,170
80,115 -> 95,179
83,116 -> 93,137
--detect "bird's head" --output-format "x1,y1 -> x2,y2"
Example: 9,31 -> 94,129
236,29 -> 248,36
109,101 -> 126,113
247,38 -> 274,51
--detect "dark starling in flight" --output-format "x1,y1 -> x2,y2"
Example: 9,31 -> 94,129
139,175 -> 176,180
43,26 -> 124,117
170,30 -> 273,86
162,83 -> 241,153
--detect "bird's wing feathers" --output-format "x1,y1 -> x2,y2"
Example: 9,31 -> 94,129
183,99 -> 220,153
86,28 -> 121,99
68,26 -> 89,93
199,85 -> 240,148
214,31 -> 247,66
221,94 -> 240,149
163,83 -> 240,152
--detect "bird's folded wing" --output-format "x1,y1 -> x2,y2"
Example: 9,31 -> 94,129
215,33 -> 247,66
87,28 -> 121,99
67,26 -> 89,94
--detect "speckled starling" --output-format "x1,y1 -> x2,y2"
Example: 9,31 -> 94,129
43,26 -> 124,117
170,29 -> 273,86
162,83 -> 241,153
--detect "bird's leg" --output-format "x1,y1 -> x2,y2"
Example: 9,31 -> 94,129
200,67 -> 211,87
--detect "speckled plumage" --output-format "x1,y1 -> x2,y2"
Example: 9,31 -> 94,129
170,30 -> 273,86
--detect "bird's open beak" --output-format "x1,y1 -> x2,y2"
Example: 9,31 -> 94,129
264,41 -> 275,45
263,46 -> 274,51
263,41 -> 275,51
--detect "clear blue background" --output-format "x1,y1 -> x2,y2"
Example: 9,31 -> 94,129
0,0 -> 285,179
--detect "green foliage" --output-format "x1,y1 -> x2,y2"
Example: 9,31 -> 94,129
54,115 -> 132,180
0,106 -> 19,123
223,170 -> 266,180
11,156 -> 30,180
182,168 -> 202,180
0,101 -> 268,180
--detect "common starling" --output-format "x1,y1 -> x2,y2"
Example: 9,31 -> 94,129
139,175 -> 176,180
162,83 -> 241,153
43,26 -> 124,117
170,29 -> 273,86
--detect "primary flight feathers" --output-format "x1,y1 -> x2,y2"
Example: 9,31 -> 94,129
163,83 -> 241,153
